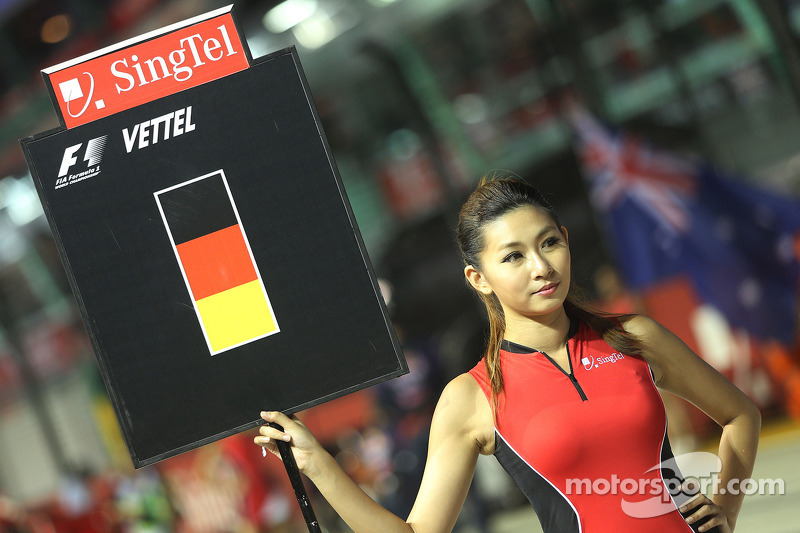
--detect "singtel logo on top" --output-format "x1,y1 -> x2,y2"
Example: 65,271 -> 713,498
581,352 -> 625,371
58,25 -> 237,120
109,26 -> 238,96
45,12 -> 248,128
58,72 -> 99,118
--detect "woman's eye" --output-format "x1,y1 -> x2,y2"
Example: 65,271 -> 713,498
503,252 -> 523,263
543,236 -> 561,248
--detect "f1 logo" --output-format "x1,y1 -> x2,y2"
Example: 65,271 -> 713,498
58,136 -> 108,177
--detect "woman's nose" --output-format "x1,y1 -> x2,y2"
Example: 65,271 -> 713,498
530,254 -> 553,278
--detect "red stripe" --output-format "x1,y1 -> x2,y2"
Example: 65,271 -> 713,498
176,224 -> 257,300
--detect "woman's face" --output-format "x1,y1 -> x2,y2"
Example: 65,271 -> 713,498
465,205 -> 570,322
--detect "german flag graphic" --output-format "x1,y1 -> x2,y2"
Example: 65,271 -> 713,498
154,170 -> 279,354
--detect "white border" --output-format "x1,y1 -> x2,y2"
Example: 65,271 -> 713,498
153,168 -> 280,355
43,5 -> 234,74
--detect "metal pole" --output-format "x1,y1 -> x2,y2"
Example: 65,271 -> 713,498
269,422 -> 322,533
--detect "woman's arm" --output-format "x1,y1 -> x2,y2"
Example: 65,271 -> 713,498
255,374 -> 492,533
624,315 -> 761,532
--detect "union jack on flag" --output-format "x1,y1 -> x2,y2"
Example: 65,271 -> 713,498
568,106 -> 800,344
570,107 -> 696,234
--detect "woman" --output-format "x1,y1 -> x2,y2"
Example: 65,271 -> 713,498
256,178 -> 760,532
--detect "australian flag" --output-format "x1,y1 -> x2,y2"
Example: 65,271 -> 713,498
569,107 -> 800,345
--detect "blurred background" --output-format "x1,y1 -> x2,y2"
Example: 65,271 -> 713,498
1,0 -> 800,531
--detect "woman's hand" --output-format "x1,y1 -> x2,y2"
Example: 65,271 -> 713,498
624,315 -> 760,530
680,492 -> 732,533
254,411 -> 326,478
251,376 -> 488,533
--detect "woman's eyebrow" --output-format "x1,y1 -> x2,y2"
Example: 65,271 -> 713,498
496,226 -> 559,250
497,240 -> 523,251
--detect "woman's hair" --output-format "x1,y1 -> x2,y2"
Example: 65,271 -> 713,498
455,176 -> 643,413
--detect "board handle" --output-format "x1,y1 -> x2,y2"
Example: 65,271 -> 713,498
268,422 -> 322,532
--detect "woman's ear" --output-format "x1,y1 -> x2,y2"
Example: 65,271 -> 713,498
464,264 -> 493,295
561,226 -> 569,246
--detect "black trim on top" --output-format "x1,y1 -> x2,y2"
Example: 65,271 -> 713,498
500,320 -> 580,355
500,321 -> 588,401
540,346 -> 588,402
500,339 -> 536,354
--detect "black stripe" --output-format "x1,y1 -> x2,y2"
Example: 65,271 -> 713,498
158,173 -> 238,244
660,431 -> 719,533
494,432 -> 581,533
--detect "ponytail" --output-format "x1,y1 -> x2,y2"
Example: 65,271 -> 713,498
479,291 -> 506,416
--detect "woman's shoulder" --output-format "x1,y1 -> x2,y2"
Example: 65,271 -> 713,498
616,313 -> 663,340
432,373 -> 495,454
437,373 -> 487,412
614,313 -> 673,383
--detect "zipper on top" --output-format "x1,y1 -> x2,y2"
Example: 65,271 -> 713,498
539,343 -> 588,402
501,337 -> 589,401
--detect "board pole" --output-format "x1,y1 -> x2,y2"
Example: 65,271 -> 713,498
269,422 -> 322,532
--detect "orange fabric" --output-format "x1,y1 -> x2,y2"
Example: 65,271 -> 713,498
300,390 -> 375,444
640,276 -> 702,355
640,276 -> 708,433
176,224 -> 257,300
763,341 -> 800,420
793,232 -> 800,262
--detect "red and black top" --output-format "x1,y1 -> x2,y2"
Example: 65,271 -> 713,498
469,321 -> 705,532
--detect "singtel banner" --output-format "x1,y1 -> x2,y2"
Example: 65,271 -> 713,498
43,6 -> 250,129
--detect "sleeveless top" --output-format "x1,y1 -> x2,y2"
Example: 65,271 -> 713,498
468,321 -> 703,533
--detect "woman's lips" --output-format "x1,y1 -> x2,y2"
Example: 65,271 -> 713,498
534,282 -> 559,295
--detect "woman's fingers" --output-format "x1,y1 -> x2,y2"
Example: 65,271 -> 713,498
679,493 -> 730,533
678,489 -> 708,511
684,502 -> 713,523
695,513 -> 729,533
254,411 -> 326,477
256,427 -> 290,444
261,410 -> 294,428
254,436 -> 282,459
260,411 -> 316,447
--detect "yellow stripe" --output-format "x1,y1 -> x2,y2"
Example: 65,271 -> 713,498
196,280 -> 277,352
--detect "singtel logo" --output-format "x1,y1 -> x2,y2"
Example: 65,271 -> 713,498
58,72 -> 100,118
45,11 -> 248,128
109,25 -> 239,96
581,352 -> 625,370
